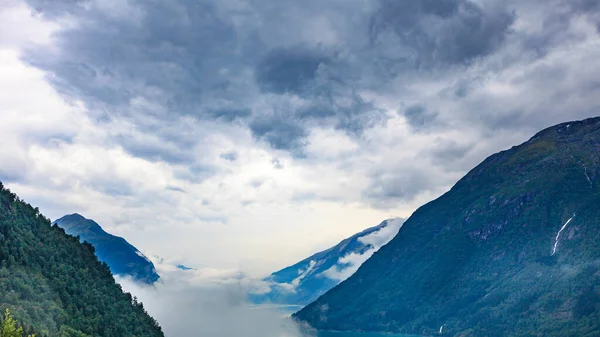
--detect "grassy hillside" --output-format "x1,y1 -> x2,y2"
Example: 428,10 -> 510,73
0,183 -> 164,337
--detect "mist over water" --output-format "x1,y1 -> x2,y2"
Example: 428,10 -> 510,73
117,276 -> 418,337
117,276 -> 310,337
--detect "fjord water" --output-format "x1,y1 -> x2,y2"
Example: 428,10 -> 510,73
250,305 -> 416,337
317,332 -> 418,337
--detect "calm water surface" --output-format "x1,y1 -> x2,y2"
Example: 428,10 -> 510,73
246,305 -> 420,337
317,332 -> 420,337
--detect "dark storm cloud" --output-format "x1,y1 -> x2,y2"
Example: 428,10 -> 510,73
22,0 -> 517,163
402,104 -> 438,129
256,46 -> 329,95
17,0 -> 600,208
208,108 -> 252,123
295,104 -> 338,120
24,0 -> 255,118
567,0 -> 600,20
369,0 -> 515,66
249,116 -> 307,151
294,92 -> 386,136
116,135 -> 195,165
247,95 -> 381,151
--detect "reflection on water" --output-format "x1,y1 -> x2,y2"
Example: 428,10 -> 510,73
317,332 -> 419,337
246,304 -> 303,312
246,305 -> 419,337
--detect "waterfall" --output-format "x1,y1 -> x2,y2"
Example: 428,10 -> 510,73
552,214 -> 576,255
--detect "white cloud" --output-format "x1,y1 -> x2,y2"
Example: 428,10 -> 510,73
321,218 -> 404,281
0,0 -> 59,47
291,260 -> 317,289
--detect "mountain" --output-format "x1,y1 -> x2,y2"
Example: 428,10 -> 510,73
0,183 -> 163,336
177,264 -> 194,271
251,218 -> 404,305
52,214 -> 159,284
295,117 -> 600,337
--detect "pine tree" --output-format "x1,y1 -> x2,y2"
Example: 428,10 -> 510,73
0,309 -> 35,337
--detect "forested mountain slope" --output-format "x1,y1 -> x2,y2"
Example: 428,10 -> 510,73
0,184 -> 164,337
295,117 -> 600,337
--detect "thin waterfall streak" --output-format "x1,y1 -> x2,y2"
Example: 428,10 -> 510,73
571,155 -> 592,188
584,165 -> 592,188
552,214 -> 576,255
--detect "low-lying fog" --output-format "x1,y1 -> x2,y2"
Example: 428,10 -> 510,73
116,270 -> 311,337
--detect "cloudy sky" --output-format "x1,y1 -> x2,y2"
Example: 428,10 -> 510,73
1,0 -> 599,276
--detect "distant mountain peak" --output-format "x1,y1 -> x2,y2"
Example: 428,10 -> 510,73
530,116 -> 600,142
53,214 -> 160,284
250,218 -> 405,305
57,213 -> 96,227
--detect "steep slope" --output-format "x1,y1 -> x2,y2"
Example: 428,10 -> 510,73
295,117 -> 600,337
53,214 -> 159,284
251,219 -> 404,305
0,184 -> 164,337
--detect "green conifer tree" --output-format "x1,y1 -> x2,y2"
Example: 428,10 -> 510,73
1,309 -> 34,337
